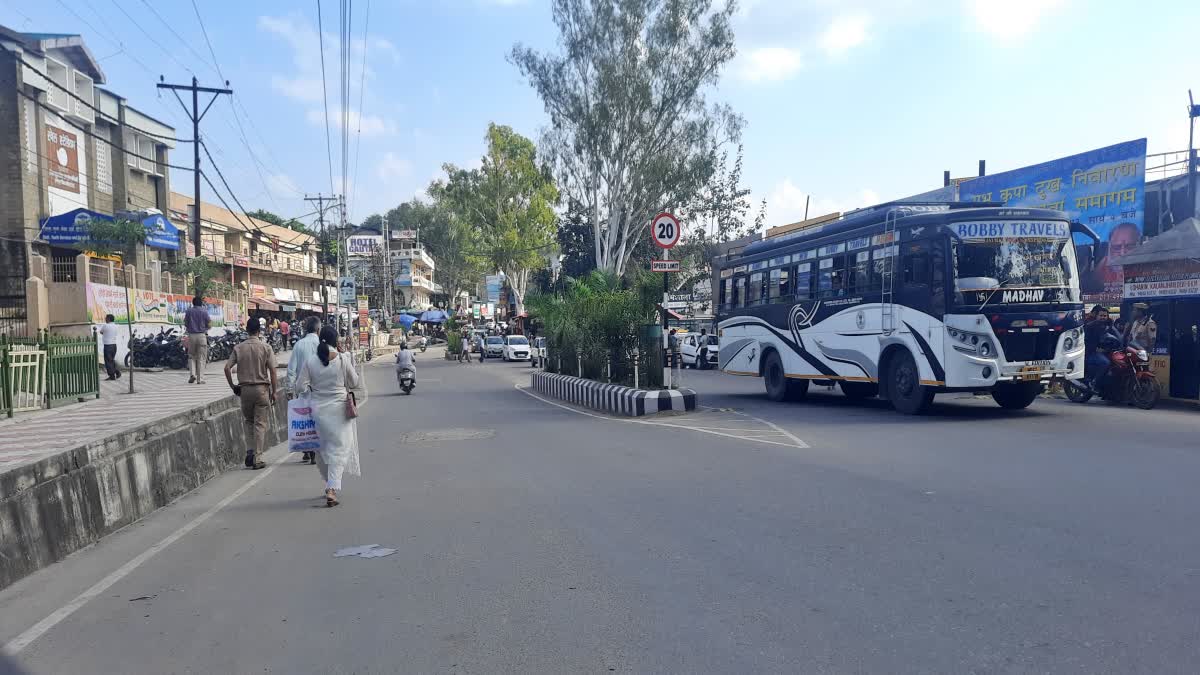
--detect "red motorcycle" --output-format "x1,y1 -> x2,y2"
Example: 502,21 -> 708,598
1063,336 -> 1160,409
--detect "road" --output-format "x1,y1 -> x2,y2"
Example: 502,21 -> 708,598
2,354 -> 1199,673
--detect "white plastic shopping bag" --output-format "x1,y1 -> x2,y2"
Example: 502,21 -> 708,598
287,396 -> 322,453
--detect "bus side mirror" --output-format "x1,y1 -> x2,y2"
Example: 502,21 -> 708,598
1070,221 -> 1101,271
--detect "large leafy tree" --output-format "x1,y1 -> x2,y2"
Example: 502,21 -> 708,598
557,198 -> 596,279
431,123 -> 559,314
511,0 -> 743,277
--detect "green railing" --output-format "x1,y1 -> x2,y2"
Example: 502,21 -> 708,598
44,331 -> 101,408
1,330 -> 101,416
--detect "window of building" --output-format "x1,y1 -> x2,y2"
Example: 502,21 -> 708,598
72,71 -> 94,123
794,263 -> 813,300
138,136 -> 156,174
735,276 -> 746,308
123,129 -> 138,168
44,58 -> 70,112
94,125 -> 112,195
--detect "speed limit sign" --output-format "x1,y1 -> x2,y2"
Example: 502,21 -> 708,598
651,212 -> 681,249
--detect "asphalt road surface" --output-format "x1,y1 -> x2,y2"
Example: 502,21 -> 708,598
3,354 -> 1199,674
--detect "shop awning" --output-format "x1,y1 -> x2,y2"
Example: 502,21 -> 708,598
1114,218 -> 1200,266
249,297 -> 281,311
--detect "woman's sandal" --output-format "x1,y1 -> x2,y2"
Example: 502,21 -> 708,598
325,490 -> 339,507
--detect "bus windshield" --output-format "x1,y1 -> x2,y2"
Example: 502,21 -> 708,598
954,238 -> 1079,299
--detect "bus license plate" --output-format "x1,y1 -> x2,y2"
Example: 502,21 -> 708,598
1018,366 -> 1042,381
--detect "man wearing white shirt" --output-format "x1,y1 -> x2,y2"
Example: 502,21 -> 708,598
100,314 -> 121,381
286,316 -> 323,463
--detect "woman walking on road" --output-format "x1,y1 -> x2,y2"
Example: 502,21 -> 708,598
295,326 -> 367,507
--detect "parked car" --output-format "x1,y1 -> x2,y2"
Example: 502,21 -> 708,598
531,337 -> 546,367
503,335 -> 532,361
484,335 -> 506,358
680,333 -> 719,369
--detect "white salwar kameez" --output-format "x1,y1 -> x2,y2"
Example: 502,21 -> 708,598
295,351 -> 366,490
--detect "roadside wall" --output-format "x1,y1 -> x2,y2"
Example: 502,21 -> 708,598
0,396 -> 286,590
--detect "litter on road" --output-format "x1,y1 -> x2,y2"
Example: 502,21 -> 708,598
333,544 -> 397,559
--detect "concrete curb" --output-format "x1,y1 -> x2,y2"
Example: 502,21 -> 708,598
0,395 -> 287,591
530,371 -> 696,417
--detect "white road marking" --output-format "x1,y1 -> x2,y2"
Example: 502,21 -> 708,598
2,453 -> 287,655
516,385 -> 809,449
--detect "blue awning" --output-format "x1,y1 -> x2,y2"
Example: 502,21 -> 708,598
38,208 -> 112,245
141,214 -> 181,250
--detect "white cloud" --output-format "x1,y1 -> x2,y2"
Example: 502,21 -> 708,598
305,108 -> 396,136
967,0 -> 1067,41
756,179 -> 882,229
258,14 -> 398,101
820,12 -> 871,56
738,47 -> 803,83
264,172 -> 302,200
376,152 -> 413,182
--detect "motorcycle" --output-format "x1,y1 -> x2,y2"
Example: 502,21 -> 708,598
397,367 -> 415,395
1063,337 -> 1160,410
207,329 -> 247,363
126,328 -> 187,369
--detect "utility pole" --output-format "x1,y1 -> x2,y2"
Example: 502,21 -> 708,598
1188,89 -> 1198,219
305,194 -> 338,317
157,76 -> 233,258
383,215 -> 392,321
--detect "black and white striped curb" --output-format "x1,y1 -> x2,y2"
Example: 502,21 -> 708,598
530,371 -> 696,417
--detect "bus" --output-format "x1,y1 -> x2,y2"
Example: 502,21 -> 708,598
714,202 -> 1098,414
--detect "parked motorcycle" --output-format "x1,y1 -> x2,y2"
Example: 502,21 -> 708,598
1063,337 -> 1160,409
207,329 -> 247,363
126,328 -> 187,369
397,367 -> 415,395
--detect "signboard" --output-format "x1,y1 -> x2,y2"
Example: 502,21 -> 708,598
394,258 -> 412,286
346,235 -> 382,256
338,276 -> 357,303
651,212 -> 681,249
141,214 -> 181,250
957,138 -> 1147,299
39,207 -> 107,245
393,229 -> 417,241
1123,260 -> 1200,299
86,283 -> 131,323
651,260 -> 681,272
45,124 -> 80,193
663,300 -> 689,310
486,275 -> 503,304
357,296 -> 370,347
667,292 -> 693,303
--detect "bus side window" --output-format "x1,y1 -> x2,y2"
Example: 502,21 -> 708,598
930,243 -> 947,315
748,272 -> 764,306
769,267 -> 790,302
721,277 -> 733,309
851,250 -> 872,294
903,252 -> 930,285
819,254 -> 847,297
792,264 -> 811,300
735,276 -> 746,308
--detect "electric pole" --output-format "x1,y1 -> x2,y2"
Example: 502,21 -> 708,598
157,76 -> 233,258
305,194 -> 338,317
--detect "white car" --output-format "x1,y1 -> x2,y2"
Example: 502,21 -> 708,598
680,333 -> 719,369
503,335 -> 532,361
483,336 -> 506,358
531,337 -> 546,367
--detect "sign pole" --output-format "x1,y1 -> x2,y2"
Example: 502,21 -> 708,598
662,247 -> 671,389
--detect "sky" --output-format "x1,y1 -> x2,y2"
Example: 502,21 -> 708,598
2,0 -> 1197,233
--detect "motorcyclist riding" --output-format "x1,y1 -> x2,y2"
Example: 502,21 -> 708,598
1083,304 -> 1112,392
395,342 -> 415,388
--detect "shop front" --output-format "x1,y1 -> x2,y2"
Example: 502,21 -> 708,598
1116,218 -> 1200,401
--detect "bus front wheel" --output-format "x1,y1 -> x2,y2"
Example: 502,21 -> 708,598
887,350 -> 934,415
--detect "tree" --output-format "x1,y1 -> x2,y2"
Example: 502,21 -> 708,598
76,217 -> 147,394
557,198 -> 595,279
246,209 -> 284,226
171,256 -> 232,299
430,123 -> 559,314
511,0 -> 743,277
359,214 -> 385,232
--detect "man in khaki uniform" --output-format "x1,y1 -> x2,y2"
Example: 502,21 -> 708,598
224,318 -> 279,469
1125,302 -> 1158,349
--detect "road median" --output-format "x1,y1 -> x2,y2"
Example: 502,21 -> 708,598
530,371 -> 696,417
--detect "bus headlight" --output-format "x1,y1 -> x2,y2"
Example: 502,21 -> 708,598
1063,336 -> 1074,351
980,342 -> 993,357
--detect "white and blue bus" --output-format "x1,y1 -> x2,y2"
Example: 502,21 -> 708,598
714,203 -> 1099,414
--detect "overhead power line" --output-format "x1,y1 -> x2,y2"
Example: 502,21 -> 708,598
317,0 -> 336,196
349,0 -> 371,221
108,0 -> 195,77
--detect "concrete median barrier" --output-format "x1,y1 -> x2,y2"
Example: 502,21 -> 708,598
530,371 -> 696,417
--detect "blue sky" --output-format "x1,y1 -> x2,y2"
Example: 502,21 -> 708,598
3,0 -> 1196,231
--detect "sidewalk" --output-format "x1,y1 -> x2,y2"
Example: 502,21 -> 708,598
0,351 -> 293,473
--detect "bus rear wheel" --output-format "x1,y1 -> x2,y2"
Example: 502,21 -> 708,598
764,351 -> 788,402
887,350 -> 933,415
991,381 -> 1043,409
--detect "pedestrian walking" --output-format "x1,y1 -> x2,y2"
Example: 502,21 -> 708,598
224,318 -> 279,470
287,316 -> 323,464
295,326 -> 367,507
184,296 -> 211,384
100,314 -> 121,380
280,319 -> 291,350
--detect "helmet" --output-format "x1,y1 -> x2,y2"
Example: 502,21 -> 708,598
1098,333 -> 1123,351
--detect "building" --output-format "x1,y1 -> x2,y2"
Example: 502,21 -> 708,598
0,26 -> 180,337
344,227 -> 437,311
166,192 -> 331,316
